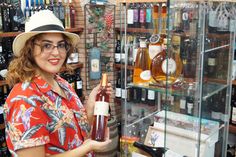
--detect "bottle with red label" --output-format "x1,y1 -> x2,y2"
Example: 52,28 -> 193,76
91,73 -> 109,141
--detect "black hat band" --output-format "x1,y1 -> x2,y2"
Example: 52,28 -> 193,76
31,24 -> 64,32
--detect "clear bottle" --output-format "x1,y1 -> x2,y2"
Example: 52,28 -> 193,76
150,35 -> 183,86
133,37 -> 151,85
91,73 -> 109,141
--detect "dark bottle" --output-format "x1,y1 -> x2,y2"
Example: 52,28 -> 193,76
207,51 -> 216,78
179,97 -> 186,114
147,90 -> 155,106
91,73 -> 109,141
208,4 -> 217,33
133,3 -> 140,28
0,40 -> 6,71
75,69 -> 83,98
139,3 -> 146,28
211,95 -> 221,121
115,71 -> 121,98
115,34 -> 121,64
58,0 -> 65,26
186,97 -> 194,115
127,3 -> 134,28
121,71 -> 126,99
141,88 -> 147,104
133,87 -> 141,103
231,100 -> 236,125
133,141 -> 167,157
126,70 -> 133,102
145,3 -> 152,29
1,0 -> 11,32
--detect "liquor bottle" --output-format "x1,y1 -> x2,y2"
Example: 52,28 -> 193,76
179,97 -> 186,114
151,35 -> 183,86
139,3 -> 146,28
161,3 -> 167,34
145,3 -> 152,29
64,0 -> 70,28
186,97 -> 194,115
24,0 -> 30,19
89,33 -> 101,80
115,34 -> 121,64
152,3 -> 159,33
91,73 -> 109,141
127,35 -> 134,65
207,51 -> 216,78
127,3 -> 134,28
58,0 -> 65,26
115,71 -> 121,98
231,100 -> 236,125
133,141 -> 166,157
75,69 -> 83,98
2,0 -> 11,32
148,34 -> 163,60
121,71 -> 127,99
133,3 -> 140,28
147,90 -> 155,106
133,37 -> 151,85
69,0 -> 75,28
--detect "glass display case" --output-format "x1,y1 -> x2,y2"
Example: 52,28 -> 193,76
117,0 -> 236,156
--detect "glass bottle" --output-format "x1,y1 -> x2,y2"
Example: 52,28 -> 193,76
150,35 -> 183,86
91,73 -> 109,141
133,37 -> 151,85
127,3 -> 134,28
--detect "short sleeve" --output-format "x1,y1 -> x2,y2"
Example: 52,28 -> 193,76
4,83 -> 50,152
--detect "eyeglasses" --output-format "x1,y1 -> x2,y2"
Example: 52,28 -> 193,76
34,42 -> 71,54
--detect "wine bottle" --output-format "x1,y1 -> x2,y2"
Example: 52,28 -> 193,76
58,0 -> 65,26
141,88 -> 147,103
152,3 -> 159,33
64,0 -> 70,28
207,51 -> 217,78
69,0 -> 75,28
91,73 -> 109,141
133,3 -> 140,28
115,34 -> 121,64
127,3 -> 134,28
133,141 -> 167,157
2,0 -> 11,32
75,69 -> 83,98
161,3 -> 167,34
147,90 -> 155,106
133,37 -> 151,85
115,71 -> 121,98
89,33 -> 101,80
231,100 -> 236,125
179,97 -> 186,114
139,3 -> 146,28
145,3 -> 152,29
186,97 -> 194,115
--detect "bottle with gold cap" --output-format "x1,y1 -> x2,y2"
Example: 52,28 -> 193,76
91,73 -> 109,141
150,35 -> 183,87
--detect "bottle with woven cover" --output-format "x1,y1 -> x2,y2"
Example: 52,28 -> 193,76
133,37 -> 151,85
91,73 -> 109,141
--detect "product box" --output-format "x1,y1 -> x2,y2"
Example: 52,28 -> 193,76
146,111 -> 220,157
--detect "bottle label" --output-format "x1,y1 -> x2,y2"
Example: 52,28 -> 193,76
133,9 -> 139,22
140,70 -> 151,81
161,58 -> 177,75
140,42 -> 147,48
182,12 -> 188,21
76,80 -> 82,89
187,103 -> 193,114
115,53 -> 121,62
91,59 -> 100,72
94,101 -> 109,116
121,89 -> 127,99
127,10 -> 134,24
209,11 -> 217,27
147,90 -> 155,100
146,8 -> 152,23
149,45 -> 162,59
180,99 -> 186,109
232,107 -> 236,123
139,10 -> 145,23
208,58 -> 216,66
115,88 -> 121,97
133,48 -> 138,62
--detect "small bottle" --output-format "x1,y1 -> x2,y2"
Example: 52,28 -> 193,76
133,37 -> 151,85
91,73 -> 109,141
115,34 -> 121,64
75,69 -> 83,98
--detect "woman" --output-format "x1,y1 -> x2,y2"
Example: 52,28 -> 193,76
4,10 -> 112,157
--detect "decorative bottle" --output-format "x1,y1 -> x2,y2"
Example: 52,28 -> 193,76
91,73 -> 109,141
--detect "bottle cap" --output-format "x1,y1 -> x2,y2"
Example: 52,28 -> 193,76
101,73 -> 108,87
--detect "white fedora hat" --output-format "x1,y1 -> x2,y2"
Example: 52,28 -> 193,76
13,10 -> 80,57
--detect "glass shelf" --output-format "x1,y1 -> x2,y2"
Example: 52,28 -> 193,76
127,82 -> 228,101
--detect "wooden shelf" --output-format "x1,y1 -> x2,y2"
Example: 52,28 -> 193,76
229,124 -> 236,134
0,27 -> 84,38
114,63 -> 134,70
232,80 -> 236,86
115,27 -> 153,34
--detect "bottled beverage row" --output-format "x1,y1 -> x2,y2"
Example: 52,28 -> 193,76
0,0 -> 76,32
115,32 -> 230,88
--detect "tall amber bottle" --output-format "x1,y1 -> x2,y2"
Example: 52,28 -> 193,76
133,37 -> 151,85
150,35 -> 183,86
91,73 -> 109,141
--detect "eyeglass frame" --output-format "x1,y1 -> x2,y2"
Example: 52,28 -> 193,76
33,41 -> 71,55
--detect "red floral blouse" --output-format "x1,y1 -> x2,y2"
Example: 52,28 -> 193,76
3,75 -> 92,157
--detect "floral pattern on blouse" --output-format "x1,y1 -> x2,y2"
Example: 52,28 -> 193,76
3,75 -> 92,157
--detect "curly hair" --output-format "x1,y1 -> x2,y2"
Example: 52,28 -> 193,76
6,33 -> 74,87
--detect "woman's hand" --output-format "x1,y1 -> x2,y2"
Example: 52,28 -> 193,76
84,128 -> 112,152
